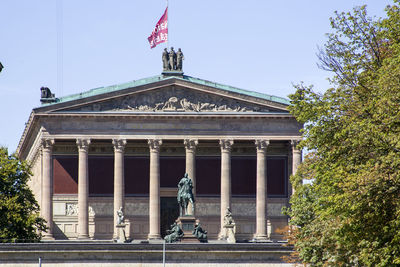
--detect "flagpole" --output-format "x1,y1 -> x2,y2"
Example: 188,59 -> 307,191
167,0 -> 169,49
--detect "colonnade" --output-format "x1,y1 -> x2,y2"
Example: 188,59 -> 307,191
40,138 -> 301,240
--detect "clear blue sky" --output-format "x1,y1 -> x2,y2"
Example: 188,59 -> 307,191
0,0 -> 392,153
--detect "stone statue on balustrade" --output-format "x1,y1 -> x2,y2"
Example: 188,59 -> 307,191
115,207 -> 131,243
117,207 -> 125,225
164,220 -> 184,243
177,173 -> 195,216
220,207 -> 236,243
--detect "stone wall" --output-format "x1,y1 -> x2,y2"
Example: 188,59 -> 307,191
53,196 -> 288,241
0,242 -> 295,266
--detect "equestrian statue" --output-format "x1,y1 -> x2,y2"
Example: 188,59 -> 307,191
177,173 -> 195,216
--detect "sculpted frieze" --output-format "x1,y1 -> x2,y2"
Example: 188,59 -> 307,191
68,88 -> 270,113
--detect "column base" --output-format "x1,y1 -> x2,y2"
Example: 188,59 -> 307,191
77,234 -> 90,240
251,234 -> 272,243
41,234 -> 55,240
147,234 -> 161,240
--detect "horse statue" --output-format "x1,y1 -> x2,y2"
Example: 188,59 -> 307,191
177,173 -> 195,216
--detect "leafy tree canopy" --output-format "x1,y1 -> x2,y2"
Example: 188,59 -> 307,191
284,1 -> 400,266
0,147 -> 46,242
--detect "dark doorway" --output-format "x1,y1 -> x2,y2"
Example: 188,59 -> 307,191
160,197 -> 180,238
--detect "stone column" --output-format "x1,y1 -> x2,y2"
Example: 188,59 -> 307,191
218,139 -> 233,239
254,139 -> 270,241
291,140 -> 302,195
41,138 -> 55,240
148,139 -> 162,240
76,138 -> 91,239
112,139 -> 127,239
184,139 -> 198,216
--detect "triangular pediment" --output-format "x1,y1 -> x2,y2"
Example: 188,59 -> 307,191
36,77 -> 289,114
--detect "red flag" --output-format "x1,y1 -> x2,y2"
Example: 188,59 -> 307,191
148,7 -> 168,49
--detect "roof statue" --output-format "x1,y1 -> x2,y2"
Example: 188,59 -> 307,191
40,87 -> 57,104
169,47 -> 176,71
162,47 -> 184,75
176,48 -> 184,71
162,48 -> 169,71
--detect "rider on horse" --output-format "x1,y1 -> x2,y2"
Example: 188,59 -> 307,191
177,173 -> 195,216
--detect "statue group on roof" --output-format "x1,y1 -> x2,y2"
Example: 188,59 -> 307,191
163,47 -> 184,72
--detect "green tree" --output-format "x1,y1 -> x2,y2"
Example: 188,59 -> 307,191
284,1 -> 400,266
0,147 -> 46,242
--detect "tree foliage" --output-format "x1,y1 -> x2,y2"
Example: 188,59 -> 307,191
284,1 -> 400,266
0,147 -> 46,242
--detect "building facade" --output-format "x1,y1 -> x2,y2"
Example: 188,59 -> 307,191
17,73 -> 302,241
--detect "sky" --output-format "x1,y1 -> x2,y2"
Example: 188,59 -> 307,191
0,0 -> 393,153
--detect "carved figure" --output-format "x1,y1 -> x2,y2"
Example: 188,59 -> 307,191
117,207 -> 124,225
162,48 -> 169,71
193,220 -> 208,243
111,88 -> 269,113
66,204 -> 78,216
176,48 -> 184,71
162,97 -> 179,110
168,47 -> 176,70
40,87 -> 54,99
89,206 -> 98,216
164,221 -> 183,243
177,173 -> 195,216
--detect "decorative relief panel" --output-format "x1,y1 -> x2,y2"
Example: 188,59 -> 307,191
231,203 -> 256,217
125,202 -> 149,216
65,203 -> 95,216
89,202 -> 113,216
196,203 -> 220,216
66,203 -> 78,216
67,87 -> 271,113
267,203 -> 286,217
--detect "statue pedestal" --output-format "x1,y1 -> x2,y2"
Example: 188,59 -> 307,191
224,224 -> 236,243
162,70 -> 184,77
115,224 -> 127,243
176,216 -> 199,243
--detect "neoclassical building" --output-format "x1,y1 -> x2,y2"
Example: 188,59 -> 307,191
17,71 -> 302,241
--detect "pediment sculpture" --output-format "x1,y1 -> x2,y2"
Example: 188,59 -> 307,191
108,88 -> 270,113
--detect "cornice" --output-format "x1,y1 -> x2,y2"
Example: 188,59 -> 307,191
32,112 -> 295,120
16,111 -> 37,159
33,78 -> 289,114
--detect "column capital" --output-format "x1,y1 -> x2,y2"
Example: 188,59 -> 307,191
76,138 -> 91,152
219,139 -> 234,152
112,139 -> 127,153
41,138 -> 55,150
290,139 -> 301,150
184,139 -> 198,151
148,139 -> 162,152
255,139 -> 270,152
